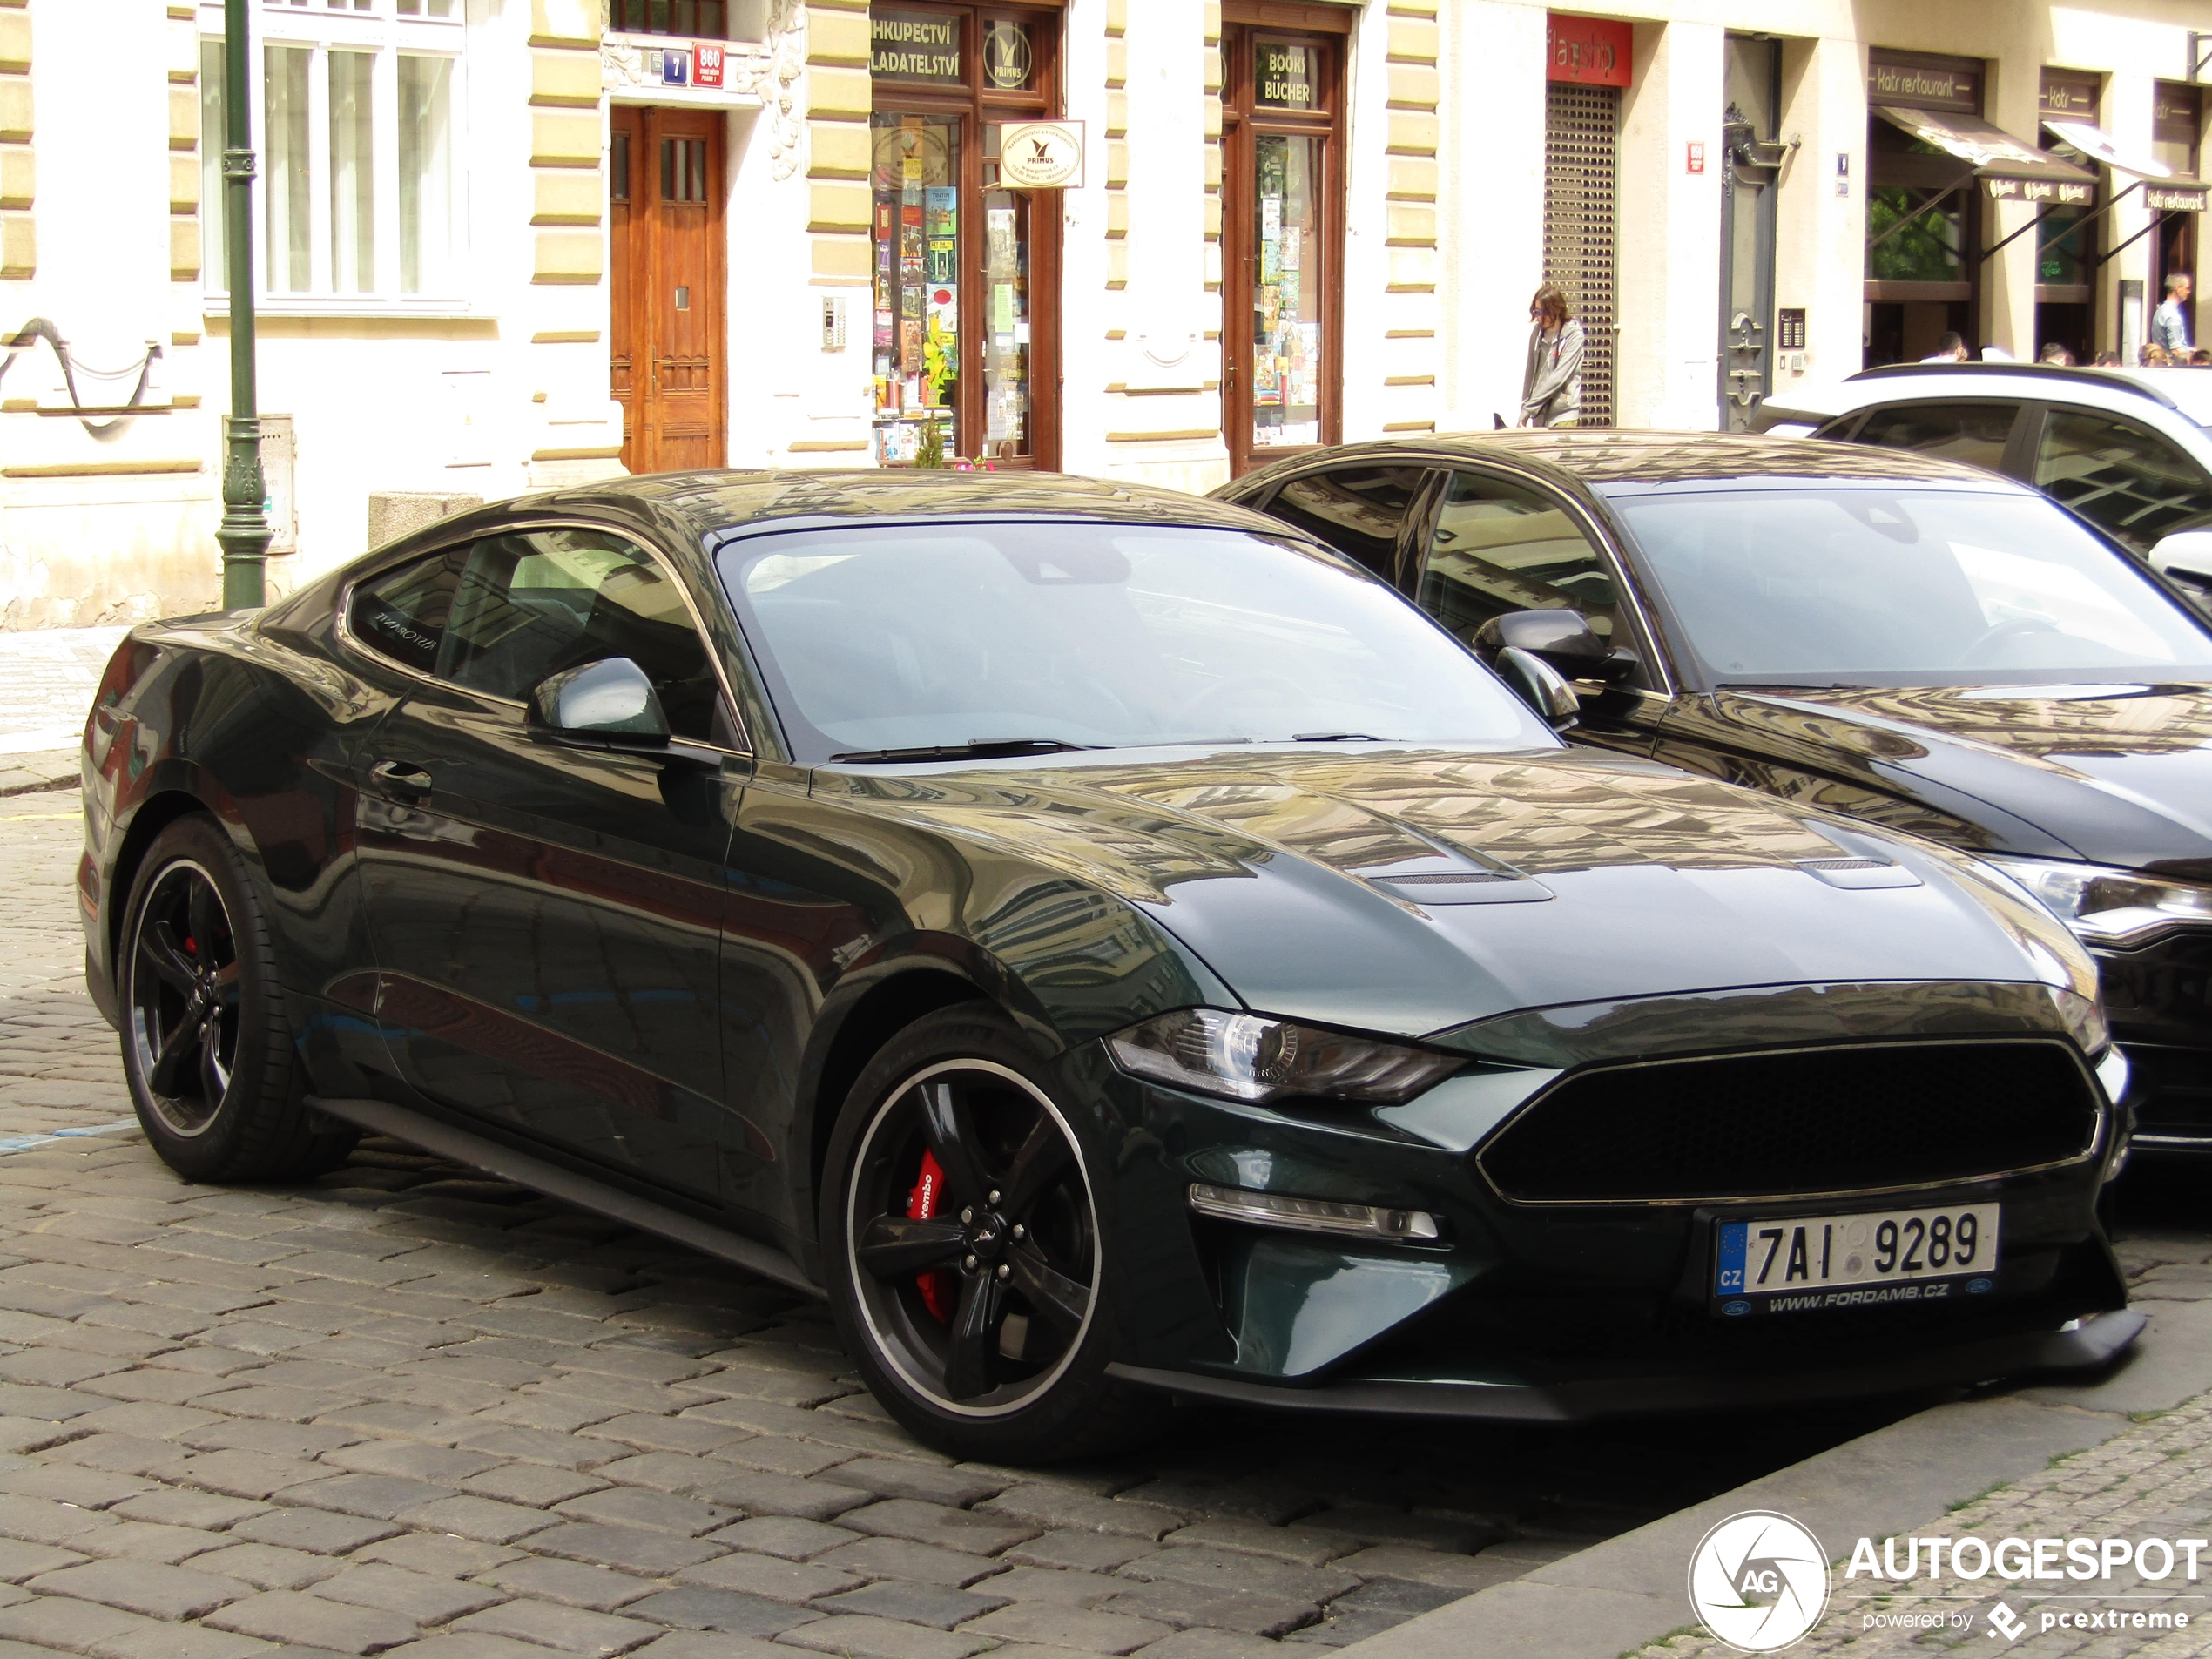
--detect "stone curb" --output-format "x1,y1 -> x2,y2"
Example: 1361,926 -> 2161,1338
0,750 -> 77,799
1339,1298 -> 2212,1659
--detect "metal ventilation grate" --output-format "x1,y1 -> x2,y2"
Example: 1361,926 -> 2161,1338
1543,81 -> 1619,429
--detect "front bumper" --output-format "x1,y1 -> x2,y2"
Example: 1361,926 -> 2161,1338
1073,1014 -> 2133,1420
2098,927 -> 2212,1150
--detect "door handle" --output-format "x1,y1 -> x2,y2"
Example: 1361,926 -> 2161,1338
369,760 -> 433,801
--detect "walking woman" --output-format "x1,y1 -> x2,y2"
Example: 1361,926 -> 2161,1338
1520,282 -> 1585,428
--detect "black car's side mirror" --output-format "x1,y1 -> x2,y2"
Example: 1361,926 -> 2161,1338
1494,647 -> 1580,732
527,658 -> 671,748
1473,609 -> 1640,685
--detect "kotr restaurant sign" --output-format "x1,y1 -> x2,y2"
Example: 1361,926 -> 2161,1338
1547,12 -> 1632,87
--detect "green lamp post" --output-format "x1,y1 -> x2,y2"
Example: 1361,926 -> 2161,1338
214,0 -> 267,610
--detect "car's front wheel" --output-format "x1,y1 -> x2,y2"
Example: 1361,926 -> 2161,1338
117,814 -> 356,1184
820,1005 -> 1170,1462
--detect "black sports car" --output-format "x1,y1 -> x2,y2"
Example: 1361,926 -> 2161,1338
80,469 -> 2137,1463
1217,433 -> 2212,1157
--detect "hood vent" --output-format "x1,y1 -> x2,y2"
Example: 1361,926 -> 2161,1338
1356,847 -> 1556,907
1796,855 -> 1922,891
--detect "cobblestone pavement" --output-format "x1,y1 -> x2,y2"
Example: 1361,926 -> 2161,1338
0,629 -> 125,757
0,790 -> 2175,1659
0,627 -> 125,797
1638,1389 -> 2212,1659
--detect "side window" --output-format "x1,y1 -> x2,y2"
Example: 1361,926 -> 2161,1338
347,550 -> 458,676
1852,402 -> 2020,472
1417,471 -> 1629,651
440,529 -> 723,742
1262,464 -> 1430,581
2033,409 -> 2212,552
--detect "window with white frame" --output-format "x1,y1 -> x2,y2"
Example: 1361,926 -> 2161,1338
200,0 -> 464,306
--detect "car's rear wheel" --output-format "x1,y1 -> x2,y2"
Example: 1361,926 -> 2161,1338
118,815 -> 356,1183
820,1005 -> 1171,1462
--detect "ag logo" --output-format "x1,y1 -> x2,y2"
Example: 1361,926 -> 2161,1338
1688,1510 -> 1830,1653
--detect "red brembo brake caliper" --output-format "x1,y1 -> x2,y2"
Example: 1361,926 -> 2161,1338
908,1151 -> 956,1322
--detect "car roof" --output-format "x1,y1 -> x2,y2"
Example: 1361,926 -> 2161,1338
510,467 -> 1290,539
1222,428 -> 2034,495
1777,362 -> 2212,429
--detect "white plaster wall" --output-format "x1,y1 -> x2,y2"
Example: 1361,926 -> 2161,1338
1095,1 -> 1222,494
0,0 -> 219,628
1438,2 -> 1548,435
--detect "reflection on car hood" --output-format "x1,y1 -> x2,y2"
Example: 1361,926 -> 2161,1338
819,745 -> 2082,1040
1713,684 -> 2212,876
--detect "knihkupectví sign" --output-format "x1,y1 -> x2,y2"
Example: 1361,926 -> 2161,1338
1547,13 -> 1631,86
1001,121 -> 1084,190
873,7 -> 962,83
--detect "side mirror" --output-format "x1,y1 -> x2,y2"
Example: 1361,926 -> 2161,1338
2149,528 -> 2212,589
1473,609 -> 1639,685
526,658 -> 671,747
1495,646 -> 1580,732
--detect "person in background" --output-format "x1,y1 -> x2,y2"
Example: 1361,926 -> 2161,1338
2038,342 -> 2075,367
1520,283 -> 1584,428
2192,348 -> 2212,367
1920,332 -> 1969,363
2144,343 -> 2173,367
1980,343 -> 2015,361
2152,273 -> 2194,356
2093,350 -> 2121,366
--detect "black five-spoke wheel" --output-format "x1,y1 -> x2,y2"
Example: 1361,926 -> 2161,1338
117,815 -> 356,1184
125,858 -> 241,1137
846,1057 -> 1099,1414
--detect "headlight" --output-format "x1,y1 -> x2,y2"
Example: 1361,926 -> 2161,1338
1986,856 -> 2212,948
1105,1008 -> 1461,1105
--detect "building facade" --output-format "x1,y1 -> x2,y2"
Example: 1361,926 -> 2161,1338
3,0 -> 2210,625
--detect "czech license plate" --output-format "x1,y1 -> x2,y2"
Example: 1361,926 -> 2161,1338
1712,1203 -> 2000,1316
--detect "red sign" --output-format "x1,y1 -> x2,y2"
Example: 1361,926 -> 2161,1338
1686,141 -> 1705,174
694,41 -> 725,87
1547,14 -> 1631,87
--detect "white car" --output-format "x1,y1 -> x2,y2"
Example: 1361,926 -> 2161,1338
1754,362 -> 2212,610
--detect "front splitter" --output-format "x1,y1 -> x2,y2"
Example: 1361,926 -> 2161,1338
1106,1305 -> 2146,1424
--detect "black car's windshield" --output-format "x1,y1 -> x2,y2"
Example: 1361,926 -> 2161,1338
715,522 -> 1554,762
1608,486 -> 2212,685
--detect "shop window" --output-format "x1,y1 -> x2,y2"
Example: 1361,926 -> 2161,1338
204,10 -> 463,305
1224,13 -> 1345,475
868,4 -> 1060,469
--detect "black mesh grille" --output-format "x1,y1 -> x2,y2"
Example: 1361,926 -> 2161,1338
1479,1042 -> 2099,1203
2128,1045 -> 2212,1136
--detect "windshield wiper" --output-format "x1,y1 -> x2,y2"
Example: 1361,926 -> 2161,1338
1291,732 -> 1391,742
826,738 -> 1101,765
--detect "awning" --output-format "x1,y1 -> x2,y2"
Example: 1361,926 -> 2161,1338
2042,118 -> 2171,181
1874,105 -> 2098,203
2042,118 -> 2209,215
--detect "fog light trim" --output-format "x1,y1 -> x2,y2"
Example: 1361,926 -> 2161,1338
1187,1182 -> 1440,1242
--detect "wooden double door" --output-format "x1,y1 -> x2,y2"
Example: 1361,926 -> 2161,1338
611,106 -> 727,475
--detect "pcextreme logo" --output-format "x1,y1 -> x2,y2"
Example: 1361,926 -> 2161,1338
1688,1511 -> 1831,1653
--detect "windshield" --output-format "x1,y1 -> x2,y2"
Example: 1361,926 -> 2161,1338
715,522 -> 1555,761
1608,487 -> 2212,685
